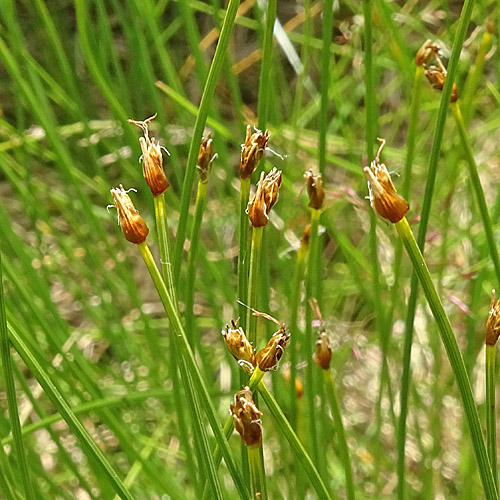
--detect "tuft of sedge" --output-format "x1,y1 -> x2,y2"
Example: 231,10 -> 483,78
197,134 -> 215,183
415,39 -> 439,66
255,324 -> 290,372
304,169 -> 325,210
128,113 -> 169,197
240,125 -> 270,180
486,290 -> 500,346
247,168 -> 283,228
110,186 -> 149,244
363,138 -> 409,224
221,320 -> 256,374
230,386 -> 263,448
314,331 -> 332,370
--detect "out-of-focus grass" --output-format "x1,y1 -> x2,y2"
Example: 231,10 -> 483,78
0,0 -> 499,498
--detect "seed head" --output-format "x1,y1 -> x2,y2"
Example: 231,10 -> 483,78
415,40 -> 439,66
255,324 -> 290,372
486,290 -> 500,346
197,134 -> 215,183
304,169 -> 325,210
240,125 -> 270,180
247,168 -> 283,227
221,320 -> 256,374
230,387 -> 263,448
110,186 -> 149,244
314,331 -> 332,370
424,64 -> 458,103
128,114 -> 169,196
363,139 -> 409,223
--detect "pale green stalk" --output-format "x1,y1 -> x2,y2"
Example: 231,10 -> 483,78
395,217 -> 498,500
486,343 -> 498,491
246,226 -> 264,348
238,178 -> 251,330
248,446 -> 268,500
137,242 -> 250,500
323,370 -> 355,500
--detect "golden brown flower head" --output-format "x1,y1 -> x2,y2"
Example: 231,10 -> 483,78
304,169 -> 325,210
247,168 -> 283,228
197,134 -> 215,183
128,114 -> 169,197
363,139 -> 409,224
221,320 -> 256,373
486,290 -> 500,346
415,40 -> 439,66
240,125 -> 270,180
255,324 -> 290,372
424,65 -> 458,103
314,331 -> 332,370
110,186 -> 149,244
230,387 -> 263,448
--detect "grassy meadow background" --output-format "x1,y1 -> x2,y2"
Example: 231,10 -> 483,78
1,0 -> 500,498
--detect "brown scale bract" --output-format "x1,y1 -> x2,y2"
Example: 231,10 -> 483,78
304,169 -> 325,210
314,331 -> 332,370
110,186 -> 149,244
197,134 -> 214,183
486,290 -> 500,346
415,40 -> 439,66
255,324 -> 290,372
221,320 -> 256,373
240,125 -> 270,180
230,386 -> 263,447
247,168 -> 282,227
128,114 -> 169,196
363,139 -> 409,224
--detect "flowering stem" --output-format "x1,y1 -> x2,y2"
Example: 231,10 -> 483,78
154,192 -> 218,499
246,226 -> 264,348
451,102 -> 500,286
323,370 -> 355,500
289,240 -> 308,430
137,242 -> 250,500
305,208 -> 320,462
248,446 -> 268,500
486,344 -> 498,491
184,181 -> 208,342
238,178 -> 251,330
395,217 -> 498,500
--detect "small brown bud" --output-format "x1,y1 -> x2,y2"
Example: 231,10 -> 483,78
197,135 -> 215,183
415,40 -> 439,66
129,114 -> 169,196
314,331 -> 332,370
301,224 -> 311,248
282,367 -> 304,399
255,325 -> 290,372
486,290 -> 500,346
424,65 -> 458,103
304,170 -> 325,210
221,320 -> 256,373
247,168 -> 283,228
486,19 -> 494,35
240,125 -> 270,180
363,139 -> 409,224
230,387 -> 263,447
110,186 -> 149,244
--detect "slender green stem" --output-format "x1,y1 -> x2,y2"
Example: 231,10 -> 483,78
451,102 -> 500,286
185,181 -> 208,339
174,0 -> 240,282
318,0 -> 334,175
6,323 -> 135,500
396,64 -> 424,500
289,241 -> 308,430
137,242 -> 250,500
395,217 -> 498,500
257,380 -> 332,500
257,0 -> 276,130
246,226 -> 264,348
248,446 -> 268,500
0,253 -> 35,500
486,344 -> 498,491
305,209 -> 320,463
323,370 -> 355,500
238,178 -> 251,330
154,192 -> 221,499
